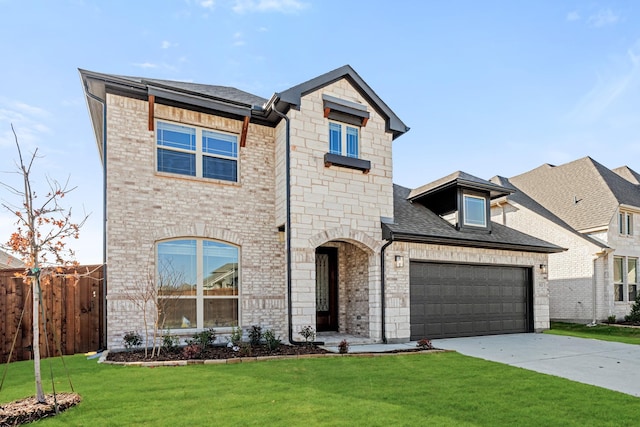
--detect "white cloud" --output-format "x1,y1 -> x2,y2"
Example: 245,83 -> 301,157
566,11 -> 580,22
232,0 -> 308,14
233,32 -> 246,47
161,40 -> 178,49
133,62 -> 159,69
567,39 -> 640,122
0,100 -> 51,150
200,0 -> 215,10
587,8 -> 619,28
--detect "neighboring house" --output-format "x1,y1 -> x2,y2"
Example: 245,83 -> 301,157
80,65 -> 560,349
491,157 -> 640,323
0,249 -> 23,270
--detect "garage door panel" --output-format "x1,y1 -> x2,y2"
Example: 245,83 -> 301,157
410,262 -> 531,340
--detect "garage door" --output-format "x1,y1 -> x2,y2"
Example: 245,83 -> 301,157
410,262 -> 532,340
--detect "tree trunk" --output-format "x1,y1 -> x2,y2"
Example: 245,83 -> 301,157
33,274 -> 45,403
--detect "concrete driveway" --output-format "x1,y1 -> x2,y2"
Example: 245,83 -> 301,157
433,333 -> 640,397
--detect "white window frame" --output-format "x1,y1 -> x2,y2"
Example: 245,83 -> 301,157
328,120 -> 359,158
619,211 -> 633,236
156,120 -> 239,182
156,238 -> 240,330
614,256 -> 638,303
462,194 -> 487,228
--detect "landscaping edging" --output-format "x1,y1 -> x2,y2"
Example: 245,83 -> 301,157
98,349 -> 448,367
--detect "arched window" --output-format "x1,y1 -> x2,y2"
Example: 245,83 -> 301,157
157,239 -> 239,329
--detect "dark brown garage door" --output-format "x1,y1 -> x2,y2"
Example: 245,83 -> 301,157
410,262 -> 532,340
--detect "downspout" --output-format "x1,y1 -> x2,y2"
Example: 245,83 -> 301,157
84,88 -> 108,350
270,102 -> 322,345
380,239 -> 393,344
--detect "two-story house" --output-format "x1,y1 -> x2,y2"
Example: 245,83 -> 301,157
80,65 -> 560,349
491,157 -> 640,323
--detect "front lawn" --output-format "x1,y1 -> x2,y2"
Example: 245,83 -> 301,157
546,321 -> 640,345
2,352 -> 639,426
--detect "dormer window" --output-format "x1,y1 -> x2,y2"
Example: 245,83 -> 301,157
463,194 -> 487,228
619,211 -> 633,235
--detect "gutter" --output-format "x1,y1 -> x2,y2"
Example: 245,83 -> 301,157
82,83 -> 108,351
269,100 -> 323,346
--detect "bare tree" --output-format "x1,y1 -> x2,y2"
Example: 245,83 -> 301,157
0,125 -> 87,403
122,250 -> 185,358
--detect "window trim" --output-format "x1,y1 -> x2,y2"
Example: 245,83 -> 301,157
614,255 -> 638,303
619,211 -> 633,236
156,120 -> 239,183
462,194 -> 488,228
328,120 -> 360,159
156,238 -> 240,330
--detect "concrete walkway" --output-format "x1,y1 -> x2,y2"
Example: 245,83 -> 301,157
433,333 -> 640,397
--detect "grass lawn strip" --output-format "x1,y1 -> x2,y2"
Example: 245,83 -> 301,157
546,322 -> 640,345
2,352 -> 639,426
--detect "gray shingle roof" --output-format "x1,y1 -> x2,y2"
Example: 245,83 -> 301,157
508,157 -> 640,231
384,184 -> 564,253
0,249 -> 24,269
613,166 -> 640,186
408,170 -> 513,201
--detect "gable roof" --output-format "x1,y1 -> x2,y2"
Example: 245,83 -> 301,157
383,184 -> 564,253
408,170 -> 513,202
508,157 -> 640,231
613,166 -> 640,186
268,65 -> 409,139
491,176 -> 609,250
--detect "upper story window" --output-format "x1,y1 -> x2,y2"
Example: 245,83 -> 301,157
157,238 -> 239,329
619,211 -> 633,235
329,121 -> 359,158
463,194 -> 487,228
156,121 -> 238,182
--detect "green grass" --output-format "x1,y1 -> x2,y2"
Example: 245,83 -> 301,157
546,321 -> 640,345
2,352 -> 639,426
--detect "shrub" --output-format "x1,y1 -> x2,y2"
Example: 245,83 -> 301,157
162,334 -> 181,352
263,329 -> 281,350
338,339 -> 349,354
186,328 -> 217,349
239,342 -> 253,357
607,315 -> 617,324
229,326 -> 243,345
248,325 -> 262,346
299,325 -> 316,344
627,293 -> 640,324
182,344 -> 202,359
123,331 -> 142,351
416,338 -> 433,350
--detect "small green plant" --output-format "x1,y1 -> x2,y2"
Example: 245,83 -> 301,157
162,334 -> 181,352
416,338 -> 434,350
182,344 -> 202,359
239,342 -> 253,357
607,315 -> 617,324
229,326 -> 243,345
263,329 -> 281,350
299,325 -> 316,345
338,339 -> 349,354
186,328 -> 217,348
626,294 -> 640,324
123,331 -> 142,351
248,325 -> 262,346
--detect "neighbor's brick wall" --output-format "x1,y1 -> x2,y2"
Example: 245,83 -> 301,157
277,78 -> 395,339
386,242 -> 551,341
105,94 -> 285,349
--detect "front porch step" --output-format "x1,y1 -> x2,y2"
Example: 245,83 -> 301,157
315,332 -> 378,346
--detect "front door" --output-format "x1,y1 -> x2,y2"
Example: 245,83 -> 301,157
316,247 -> 338,331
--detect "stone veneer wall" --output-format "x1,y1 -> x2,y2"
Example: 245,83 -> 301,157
277,78 -> 395,339
105,94 -> 285,349
337,242 -> 370,336
384,242 -> 551,342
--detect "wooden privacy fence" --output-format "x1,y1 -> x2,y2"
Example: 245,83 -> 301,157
0,265 -> 104,363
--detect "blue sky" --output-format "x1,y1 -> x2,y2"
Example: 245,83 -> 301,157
1,0 -> 639,264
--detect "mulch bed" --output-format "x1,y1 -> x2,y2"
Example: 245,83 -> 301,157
107,343 -> 332,363
0,392 -> 81,426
